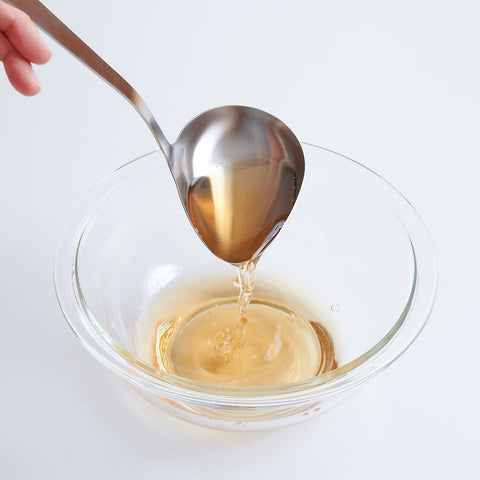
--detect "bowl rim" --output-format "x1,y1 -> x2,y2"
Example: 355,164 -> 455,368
54,144 -> 437,407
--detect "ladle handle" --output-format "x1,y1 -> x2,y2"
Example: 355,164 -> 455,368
6,0 -> 171,158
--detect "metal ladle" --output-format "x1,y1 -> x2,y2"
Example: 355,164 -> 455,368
9,0 -> 305,264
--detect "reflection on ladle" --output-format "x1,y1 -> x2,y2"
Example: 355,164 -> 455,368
176,106 -> 304,264
9,0 -> 305,264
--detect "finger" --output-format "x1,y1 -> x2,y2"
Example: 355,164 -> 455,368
0,27 -> 11,59
0,2 -> 51,65
3,47 -> 41,96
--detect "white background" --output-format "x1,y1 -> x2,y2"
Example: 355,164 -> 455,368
1,0 -> 479,478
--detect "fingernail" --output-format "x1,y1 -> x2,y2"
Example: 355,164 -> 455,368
32,69 -> 41,89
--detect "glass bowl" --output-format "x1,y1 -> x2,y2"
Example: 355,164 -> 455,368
54,144 -> 437,431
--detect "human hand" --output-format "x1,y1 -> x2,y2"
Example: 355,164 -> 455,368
1,0 -> 51,96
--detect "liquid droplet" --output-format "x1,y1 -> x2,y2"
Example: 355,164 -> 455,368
330,304 -> 340,312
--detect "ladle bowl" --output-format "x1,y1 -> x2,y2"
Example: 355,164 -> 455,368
171,105 -> 304,264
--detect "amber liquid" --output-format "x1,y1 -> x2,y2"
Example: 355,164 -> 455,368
136,270 -> 336,387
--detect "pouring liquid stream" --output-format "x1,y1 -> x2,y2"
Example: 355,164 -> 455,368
212,260 -> 256,363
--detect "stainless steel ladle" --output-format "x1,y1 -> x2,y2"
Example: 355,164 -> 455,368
9,0 -> 305,264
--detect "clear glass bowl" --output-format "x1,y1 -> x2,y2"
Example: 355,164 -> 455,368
54,144 -> 437,431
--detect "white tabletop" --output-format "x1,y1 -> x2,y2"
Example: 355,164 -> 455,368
1,1 -> 478,478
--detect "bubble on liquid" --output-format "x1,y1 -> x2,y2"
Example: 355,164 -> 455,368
330,304 -> 340,312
